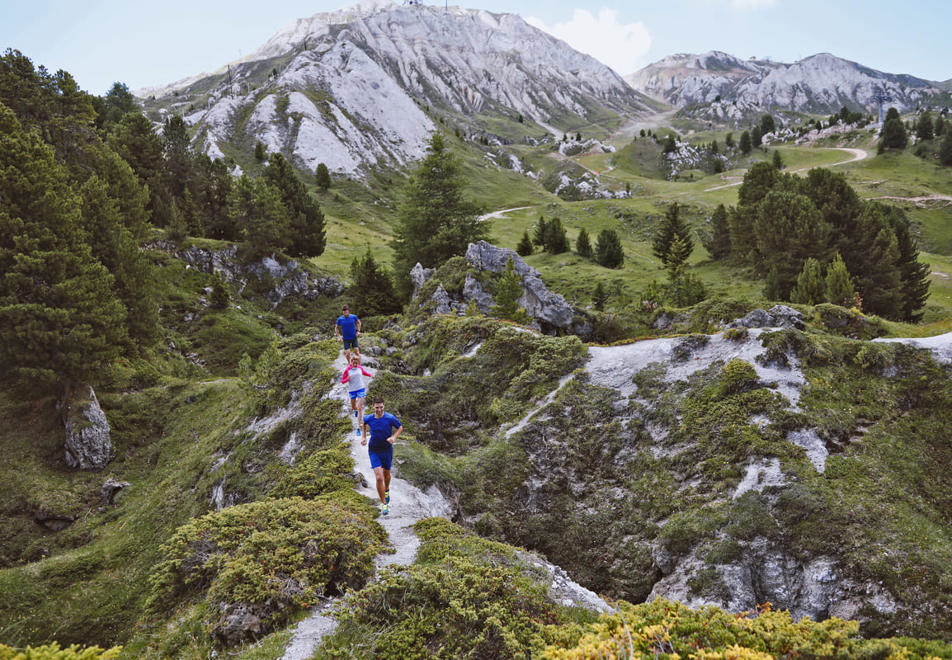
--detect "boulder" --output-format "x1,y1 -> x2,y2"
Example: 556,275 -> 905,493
101,478 -> 131,505
729,305 -> 804,330
63,385 -> 112,471
464,241 -> 576,331
410,262 -> 435,298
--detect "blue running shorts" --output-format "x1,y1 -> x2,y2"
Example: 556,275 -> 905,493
349,388 -> 366,400
368,446 -> 393,471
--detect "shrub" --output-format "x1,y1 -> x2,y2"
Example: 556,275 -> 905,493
0,643 -> 121,659
146,497 -> 388,645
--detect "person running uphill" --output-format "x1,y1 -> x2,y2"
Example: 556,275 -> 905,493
334,304 -> 361,362
362,396 -> 402,515
341,354 -> 373,437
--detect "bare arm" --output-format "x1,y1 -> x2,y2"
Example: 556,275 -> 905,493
388,425 -> 402,444
356,318 -> 362,335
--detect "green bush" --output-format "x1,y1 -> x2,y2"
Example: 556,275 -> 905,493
812,303 -> 887,340
146,497 -> 388,645
0,643 -> 121,659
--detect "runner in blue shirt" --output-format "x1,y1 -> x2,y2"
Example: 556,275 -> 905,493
334,304 -> 361,362
362,396 -> 402,515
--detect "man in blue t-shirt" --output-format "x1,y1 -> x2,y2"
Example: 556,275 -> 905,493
362,396 -> 402,515
334,304 -> 361,362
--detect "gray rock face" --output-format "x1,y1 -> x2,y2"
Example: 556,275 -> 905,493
729,305 -> 805,330
63,385 -> 111,471
409,262 -> 435,298
464,241 -> 578,331
175,245 -> 343,307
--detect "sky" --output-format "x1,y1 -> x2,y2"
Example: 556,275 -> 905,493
2,0 -> 949,96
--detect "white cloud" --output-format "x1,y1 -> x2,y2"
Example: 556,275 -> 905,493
525,8 -> 652,76
729,0 -> 776,8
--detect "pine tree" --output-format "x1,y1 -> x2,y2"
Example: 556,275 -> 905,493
738,161 -> 782,207
935,115 -> 946,137
532,216 -> 549,247
663,134 -> 677,153
516,230 -> 533,256
490,256 -> 528,323
772,149 -> 784,170
576,228 -> 593,259
263,153 -> 325,257
592,281 -> 608,311
315,162 -> 331,190
706,204 -> 732,260
760,114 -> 776,135
392,133 -> 485,296
753,190 -> 832,299
254,140 -> 266,161
725,132 -> 735,149
162,114 -> 193,199
652,202 -> 694,265
350,248 -> 402,316
789,257 -> 825,304
751,125 -> 763,148
879,112 -> 907,152
210,277 -> 230,309
885,205 -> 931,322
824,254 -> 855,307
543,217 -> 569,254
763,266 -> 781,301
595,229 -> 625,268
0,105 -> 127,397
940,131 -> 952,166
916,111 -> 934,141
739,130 -> 752,155
229,175 -> 289,260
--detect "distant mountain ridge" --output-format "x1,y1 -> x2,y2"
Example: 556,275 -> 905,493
626,50 -> 949,123
139,1 -> 653,176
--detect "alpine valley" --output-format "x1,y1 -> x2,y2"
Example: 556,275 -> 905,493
2,2 -> 952,659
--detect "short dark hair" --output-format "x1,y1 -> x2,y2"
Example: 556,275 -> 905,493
372,396 -> 384,405
342,304 -> 349,310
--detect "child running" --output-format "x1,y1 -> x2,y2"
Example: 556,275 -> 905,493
341,354 -> 374,436
362,396 -> 402,515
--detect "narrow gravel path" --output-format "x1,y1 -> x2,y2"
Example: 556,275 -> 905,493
280,352 -> 452,660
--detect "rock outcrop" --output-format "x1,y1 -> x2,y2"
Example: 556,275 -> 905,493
464,241 -> 584,333
63,385 -> 111,471
729,305 -> 805,330
172,244 -> 344,307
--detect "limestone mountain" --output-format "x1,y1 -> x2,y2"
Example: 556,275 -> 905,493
626,50 -> 949,123
139,1 -> 654,177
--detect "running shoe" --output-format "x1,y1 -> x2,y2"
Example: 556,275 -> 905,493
385,490 -> 390,504
356,428 -> 361,437
381,504 -> 389,515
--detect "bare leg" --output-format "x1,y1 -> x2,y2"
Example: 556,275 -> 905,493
373,466 -> 387,503
357,397 -> 365,424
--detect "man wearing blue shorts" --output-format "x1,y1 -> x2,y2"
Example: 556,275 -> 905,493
334,304 -> 361,362
362,396 -> 402,515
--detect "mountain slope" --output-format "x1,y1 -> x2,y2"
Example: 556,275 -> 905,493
140,2 -> 654,176
626,50 -> 947,122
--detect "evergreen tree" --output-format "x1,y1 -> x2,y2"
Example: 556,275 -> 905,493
542,217 -> 569,254
0,105 -> 127,397
879,110 -> 907,152
916,111 -> 934,141
490,256 -> 528,323
789,257 -> 825,304
849,203 -> 902,317
652,202 -> 694,265
940,131 -> 952,166
516,230 -> 533,256
824,254 -> 855,307
94,82 -> 138,130
798,168 -> 862,264
576,227 -> 593,259
706,204 -> 732,260
760,114 -> 776,135
751,125 -> 762,148
532,216 -> 549,247
595,229 -> 625,268
79,176 -> 157,348
263,152 -> 326,257
665,234 -> 692,276
350,248 -> 402,317
725,132 -> 735,148
934,115 -> 945,137
753,190 -> 832,299
162,114 -> 193,199
662,134 -> 677,153
739,130 -> 752,155
737,161 -> 782,207
210,277 -> 230,310
884,204 -> 931,322
772,149 -> 784,170
315,162 -> 331,190
728,205 -> 758,263
195,154 -> 236,240
229,175 -> 289,260
254,140 -> 266,161
392,133 -> 485,296
592,281 -> 608,311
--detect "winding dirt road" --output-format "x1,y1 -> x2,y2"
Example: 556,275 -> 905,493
704,147 -> 869,192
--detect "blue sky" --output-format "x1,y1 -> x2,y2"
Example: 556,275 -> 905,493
2,0 -> 948,96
